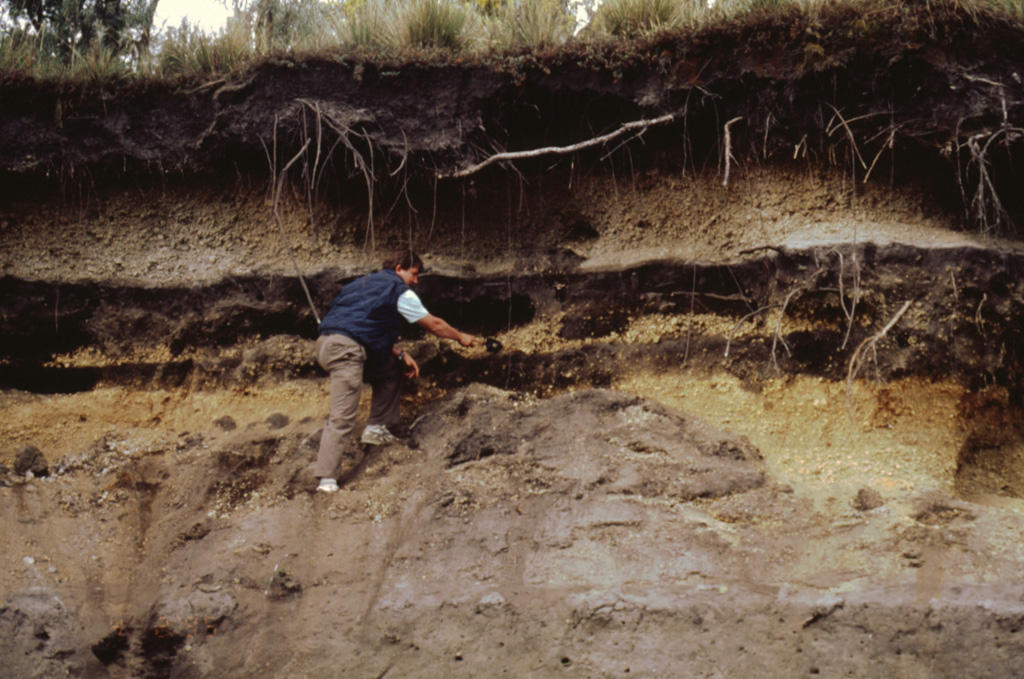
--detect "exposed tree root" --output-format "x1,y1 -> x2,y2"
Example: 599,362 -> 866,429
825,248 -> 861,350
296,99 -> 379,250
845,300 -> 913,418
439,113 -> 677,179
269,134 -> 320,324
722,117 -> 743,188
725,305 -> 777,358
769,286 -> 802,373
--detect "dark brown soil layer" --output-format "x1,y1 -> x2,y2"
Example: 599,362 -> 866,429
3,243 -> 1022,395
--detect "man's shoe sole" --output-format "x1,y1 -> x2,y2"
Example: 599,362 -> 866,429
361,433 -> 400,446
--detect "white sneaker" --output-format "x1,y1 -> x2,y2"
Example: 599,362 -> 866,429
360,425 -> 400,446
317,478 -> 340,493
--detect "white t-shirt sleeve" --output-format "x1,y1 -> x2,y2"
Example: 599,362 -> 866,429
397,289 -> 429,323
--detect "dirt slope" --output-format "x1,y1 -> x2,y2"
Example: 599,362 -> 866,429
5,386 -> 1024,679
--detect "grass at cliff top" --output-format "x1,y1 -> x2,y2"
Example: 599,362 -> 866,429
1,0 -> 1023,87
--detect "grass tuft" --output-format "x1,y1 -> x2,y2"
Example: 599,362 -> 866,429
594,0 -> 687,36
157,19 -> 252,77
343,0 -> 400,48
983,0 -> 1024,19
67,41 -> 131,87
401,0 -> 475,50
491,0 -> 573,49
0,30 -> 41,78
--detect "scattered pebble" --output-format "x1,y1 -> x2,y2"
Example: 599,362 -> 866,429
265,413 -> 290,430
214,416 -> 237,431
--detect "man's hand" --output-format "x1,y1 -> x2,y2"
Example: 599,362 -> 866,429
400,351 -> 420,378
457,332 -> 482,348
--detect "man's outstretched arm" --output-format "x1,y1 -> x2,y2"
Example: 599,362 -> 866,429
417,314 -> 481,347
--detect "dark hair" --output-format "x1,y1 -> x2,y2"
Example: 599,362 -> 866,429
382,247 -> 424,272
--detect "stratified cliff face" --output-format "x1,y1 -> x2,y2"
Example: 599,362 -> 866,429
3,3 -> 1024,678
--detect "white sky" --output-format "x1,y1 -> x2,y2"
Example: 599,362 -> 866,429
153,0 -> 234,34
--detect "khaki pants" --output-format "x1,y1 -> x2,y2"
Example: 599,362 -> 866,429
313,334 -> 403,479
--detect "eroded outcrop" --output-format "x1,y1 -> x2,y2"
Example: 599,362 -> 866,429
3,386 -> 1024,678
3,3 -> 1024,677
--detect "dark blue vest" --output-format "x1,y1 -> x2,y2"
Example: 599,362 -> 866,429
318,270 -> 409,372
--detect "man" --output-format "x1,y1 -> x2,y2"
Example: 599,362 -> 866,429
313,247 -> 481,492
